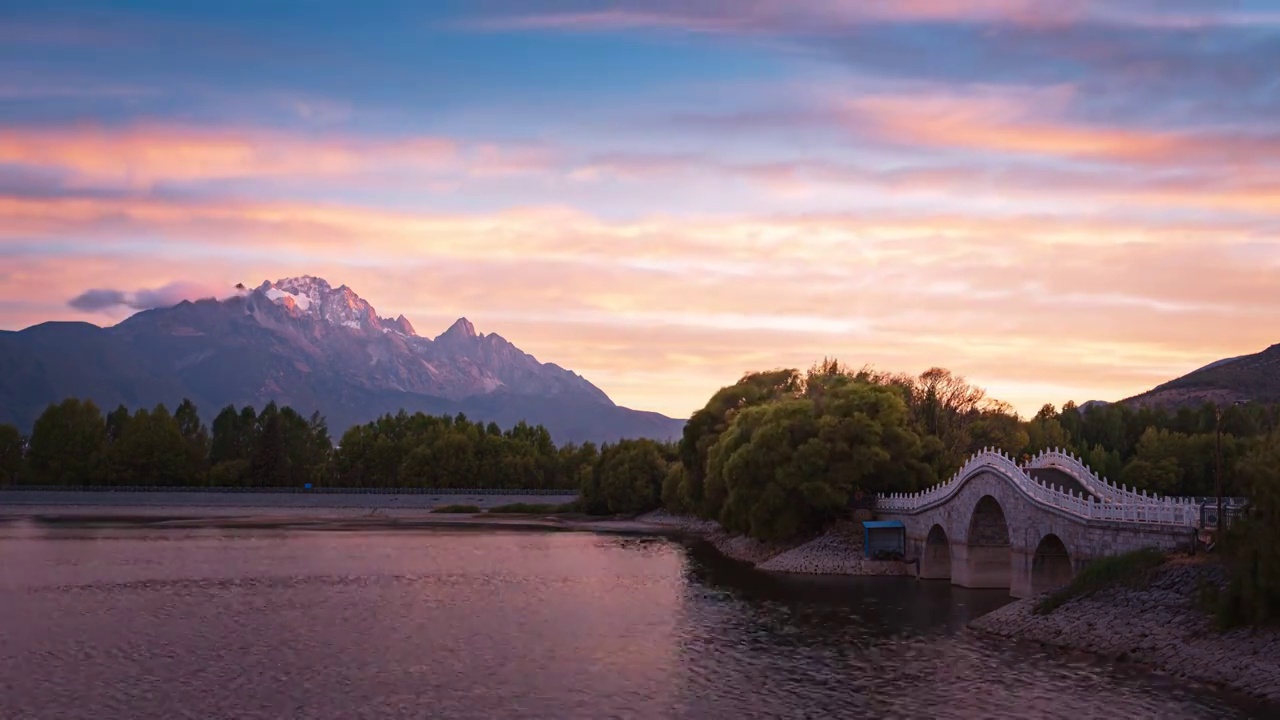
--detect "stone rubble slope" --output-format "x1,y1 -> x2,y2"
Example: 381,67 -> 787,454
637,511 -> 910,575
969,560 -> 1280,703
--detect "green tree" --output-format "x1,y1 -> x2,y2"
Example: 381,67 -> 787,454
247,403 -> 330,486
588,439 -> 669,515
108,404 -> 194,486
678,369 -> 802,515
1024,405 -> 1072,456
105,404 -> 131,445
27,398 -> 108,485
1120,458 -> 1181,497
210,404 -> 256,466
708,380 -> 934,541
660,462 -> 688,514
0,424 -> 23,484
1216,435 -> 1280,627
174,398 -> 211,476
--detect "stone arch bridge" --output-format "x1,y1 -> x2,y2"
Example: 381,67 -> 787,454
876,449 -> 1200,598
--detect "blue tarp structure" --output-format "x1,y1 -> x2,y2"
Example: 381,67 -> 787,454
862,520 -> 906,558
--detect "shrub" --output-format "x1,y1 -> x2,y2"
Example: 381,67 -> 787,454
430,504 -> 481,514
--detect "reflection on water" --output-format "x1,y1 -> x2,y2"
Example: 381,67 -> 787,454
0,522 -> 1269,719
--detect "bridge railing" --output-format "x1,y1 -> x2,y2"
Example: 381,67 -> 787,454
1027,448 -> 1220,506
877,448 -> 1204,527
878,447 -> 1037,512
1025,448 -> 1148,503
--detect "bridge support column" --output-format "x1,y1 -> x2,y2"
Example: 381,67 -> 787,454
1010,549 -> 1034,599
952,543 -> 1011,590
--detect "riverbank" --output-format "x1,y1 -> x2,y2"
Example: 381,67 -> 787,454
637,510 -> 912,576
0,510 -> 686,536
0,489 -> 579,510
969,558 -> 1280,703
0,492 -> 675,537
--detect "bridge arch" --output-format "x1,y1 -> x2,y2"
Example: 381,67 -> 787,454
920,524 -> 951,580
963,494 -> 1012,588
1031,533 -> 1073,594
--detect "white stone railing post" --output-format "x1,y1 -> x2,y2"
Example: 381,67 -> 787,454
878,447 -> 1203,528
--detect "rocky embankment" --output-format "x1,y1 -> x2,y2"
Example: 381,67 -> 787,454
969,560 -> 1280,703
637,510 -> 911,576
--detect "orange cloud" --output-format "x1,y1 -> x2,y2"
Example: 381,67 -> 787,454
3,167 -> 1277,421
5,243 -> 1259,412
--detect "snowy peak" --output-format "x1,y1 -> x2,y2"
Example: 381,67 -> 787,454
255,276 -> 382,332
437,317 -> 478,341
235,276 -> 612,406
388,314 -> 417,337
258,281 -> 312,313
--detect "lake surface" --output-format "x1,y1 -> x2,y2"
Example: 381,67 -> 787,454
0,521 -> 1269,719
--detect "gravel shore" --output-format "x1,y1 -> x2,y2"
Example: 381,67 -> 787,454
969,560 -> 1280,703
636,510 -> 912,576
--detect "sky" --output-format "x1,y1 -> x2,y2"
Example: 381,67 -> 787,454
3,0 -> 1280,419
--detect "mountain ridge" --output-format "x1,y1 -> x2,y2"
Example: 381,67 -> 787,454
1122,343 -> 1280,409
0,277 -> 682,444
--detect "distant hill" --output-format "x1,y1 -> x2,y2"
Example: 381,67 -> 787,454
1123,343 -> 1280,409
0,276 -> 685,444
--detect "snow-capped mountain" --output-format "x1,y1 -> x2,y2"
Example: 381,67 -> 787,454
255,276 -> 383,332
240,276 -> 614,404
0,277 -> 682,443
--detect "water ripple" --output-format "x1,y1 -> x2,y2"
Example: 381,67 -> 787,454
0,528 -> 1268,719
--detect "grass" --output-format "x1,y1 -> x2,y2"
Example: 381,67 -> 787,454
430,504 -> 482,514
1034,548 -> 1168,615
486,502 -> 577,514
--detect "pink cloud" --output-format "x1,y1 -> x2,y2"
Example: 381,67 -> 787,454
0,124 -> 560,188
464,0 -> 1247,35
3,214 -> 1278,421
839,92 -> 1280,168
67,280 -> 235,312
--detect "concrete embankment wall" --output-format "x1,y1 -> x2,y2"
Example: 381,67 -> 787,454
969,561 -> 1280,703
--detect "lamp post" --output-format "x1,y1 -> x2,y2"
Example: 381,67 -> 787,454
1214,400 -> 1245,538
1215,405 -> 1223,538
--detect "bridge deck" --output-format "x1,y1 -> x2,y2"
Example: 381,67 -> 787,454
1025,468 -> 1095,500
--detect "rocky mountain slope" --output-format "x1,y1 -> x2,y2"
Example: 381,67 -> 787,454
0,277 -> 683,444
1123,343 -> 1280,408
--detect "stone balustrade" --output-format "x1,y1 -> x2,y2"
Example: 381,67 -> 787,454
877,447 -> 1202,527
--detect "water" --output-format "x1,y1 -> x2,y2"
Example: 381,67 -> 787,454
0,521 -> 1269,719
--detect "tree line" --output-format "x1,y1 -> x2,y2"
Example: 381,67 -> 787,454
656,360 -> 1280,543
0,397 -> 677,497
655,358 -> 1277,625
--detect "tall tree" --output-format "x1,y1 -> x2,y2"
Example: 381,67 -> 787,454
588,439 -> 669,515
678,368 -> 803,516
27,399 -> 108,485
174,398 -> 211,472
1217,435 -> 1280,626
108,404 -> 194,486
707,379 -> 934,541
0,424 -> 23,484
